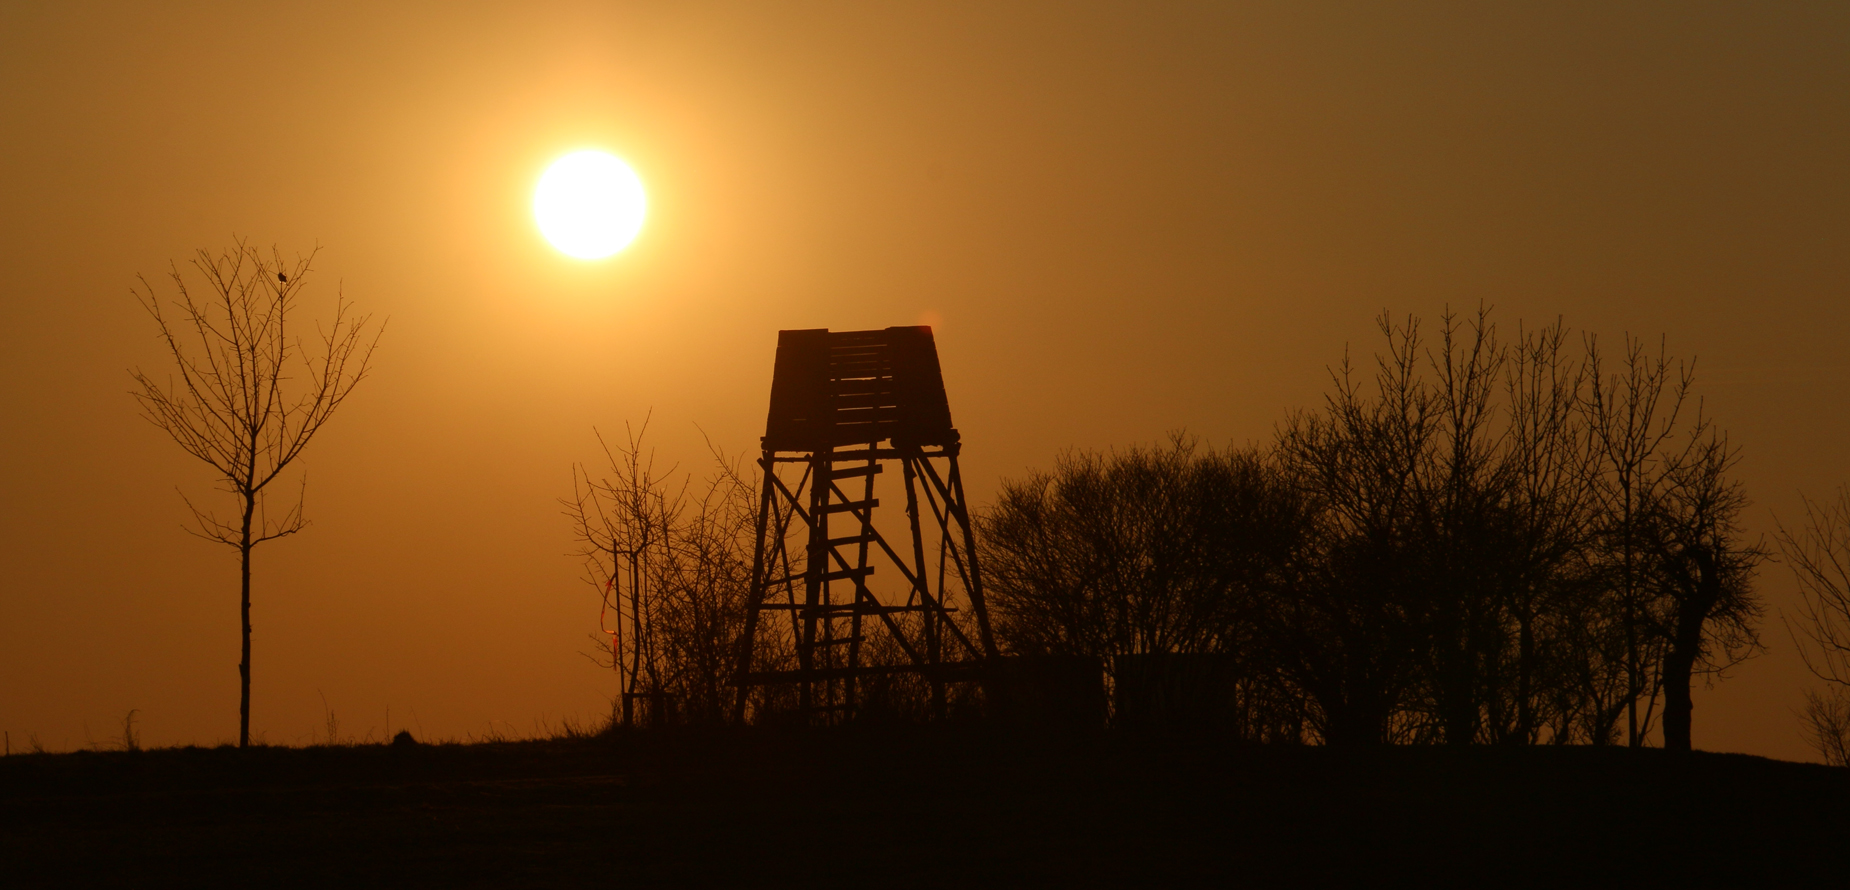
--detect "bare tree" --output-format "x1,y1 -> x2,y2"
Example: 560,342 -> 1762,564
566,423 -> 774,727
1415,307 -> 1518,747
1494,320 -> 1597,744
1582,333 -> 1695,747
1272,312 -> 1441,746
979,435 -> 1309,739
1798,689 -> 1850,767
1273,308 -> 1575,746
129,240 -> 380,748
1645,427 -> 1765,753
566,422 -> 677,727
1776,485 -> 1850,765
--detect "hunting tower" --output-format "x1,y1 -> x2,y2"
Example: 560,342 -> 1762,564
732,326 -> 997,723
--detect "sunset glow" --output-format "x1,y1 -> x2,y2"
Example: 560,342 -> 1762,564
533,150 -> 646,259
8,0 -> 1850,790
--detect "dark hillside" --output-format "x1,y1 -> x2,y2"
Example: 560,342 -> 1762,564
3,729 -> 1844,887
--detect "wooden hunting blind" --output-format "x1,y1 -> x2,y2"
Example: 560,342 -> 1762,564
733,326 -> 997,722
761,327 -> 956,451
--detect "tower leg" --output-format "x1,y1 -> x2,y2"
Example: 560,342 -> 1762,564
731,452 -> 778,724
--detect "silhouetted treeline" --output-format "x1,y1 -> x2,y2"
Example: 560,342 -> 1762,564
567,309 -> 1763,747
980,309 -> 1764,748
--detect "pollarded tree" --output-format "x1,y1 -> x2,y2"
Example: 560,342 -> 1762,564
1644,427 -> 1765,754
130,240 -> 380,748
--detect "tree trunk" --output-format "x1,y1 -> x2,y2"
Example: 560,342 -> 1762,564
1664,549 -> 1721,754
1437,612 -> 1477,746
1626,595 -> 1641,748
1515,608 -> 1535,744
1661,643 -> 1695,752
240,499 -> 254,748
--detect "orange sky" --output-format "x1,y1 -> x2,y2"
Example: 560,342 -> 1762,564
2,1 -> 1846,758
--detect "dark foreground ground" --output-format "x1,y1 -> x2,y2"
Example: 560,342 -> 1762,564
2,726 -> 1845,887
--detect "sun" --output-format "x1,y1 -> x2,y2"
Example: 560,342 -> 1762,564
533,150 -> 647,259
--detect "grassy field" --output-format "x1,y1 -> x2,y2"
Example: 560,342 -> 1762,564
3,726 -> 1845,887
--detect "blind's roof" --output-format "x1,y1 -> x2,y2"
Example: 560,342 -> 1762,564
762,326 -> 956,451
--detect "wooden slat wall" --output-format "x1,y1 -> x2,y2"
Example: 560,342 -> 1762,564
762,326 -> 957,451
